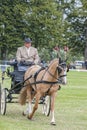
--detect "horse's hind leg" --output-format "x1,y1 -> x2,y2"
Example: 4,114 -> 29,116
23,87 -> 33,115
27,92 -> 41,119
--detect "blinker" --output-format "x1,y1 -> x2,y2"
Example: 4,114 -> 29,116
57,67 -> 62,74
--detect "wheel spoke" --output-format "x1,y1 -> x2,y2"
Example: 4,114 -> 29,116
0,88 -> 6,115
42,96 -> 51,116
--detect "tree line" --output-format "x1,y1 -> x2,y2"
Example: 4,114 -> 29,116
0,0 -> 87,61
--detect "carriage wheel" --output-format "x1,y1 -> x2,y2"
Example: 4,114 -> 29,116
42,96 -> 51,116
0,86 -> 6,115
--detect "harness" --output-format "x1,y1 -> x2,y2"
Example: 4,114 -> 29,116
8,62 -> 67,95
24,63 -> 67,94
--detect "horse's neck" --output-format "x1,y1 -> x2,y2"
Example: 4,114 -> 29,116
44,62 -> 58,81
48,65 -> 57,74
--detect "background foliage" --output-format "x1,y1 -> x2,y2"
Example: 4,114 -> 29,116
0,0 -> 87,61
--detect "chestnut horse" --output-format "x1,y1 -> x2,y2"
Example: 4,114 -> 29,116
19,58 -> 68,125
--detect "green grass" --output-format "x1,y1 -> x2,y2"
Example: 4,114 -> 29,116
0,71 -> 87,130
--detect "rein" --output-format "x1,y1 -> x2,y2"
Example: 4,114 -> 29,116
29,80 -> 62,85
47,67 -> 66,80
9,62 -> 67,92
47,70 -> 58,80
23,63 -> 67,87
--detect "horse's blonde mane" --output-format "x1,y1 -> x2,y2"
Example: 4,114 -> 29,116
49,58 -> 59,66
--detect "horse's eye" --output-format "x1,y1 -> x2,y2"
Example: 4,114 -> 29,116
58,67 -> 62,74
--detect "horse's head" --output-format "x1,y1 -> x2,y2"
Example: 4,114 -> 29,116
57,58 -> 69,85
47,58 -> 69,85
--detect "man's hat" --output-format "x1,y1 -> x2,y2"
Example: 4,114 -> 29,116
24,38 -> 32,43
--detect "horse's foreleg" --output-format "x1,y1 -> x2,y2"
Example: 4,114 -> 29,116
27,92 -> 41,119
50,92 -> 57,125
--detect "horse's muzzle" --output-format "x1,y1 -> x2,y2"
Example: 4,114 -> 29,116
61,81 -> 67,85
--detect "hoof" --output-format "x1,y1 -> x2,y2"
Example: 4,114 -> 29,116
50,122 -> 56,125
27,116 -> 32,120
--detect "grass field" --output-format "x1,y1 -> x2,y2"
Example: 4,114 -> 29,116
0,70 -> 87,130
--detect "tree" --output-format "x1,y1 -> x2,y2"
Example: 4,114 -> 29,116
0,0 -> 87,61
24,0 -> 64,48
60,0 -> 87,58
0,0 -> 29,59
0,0 -> 64,60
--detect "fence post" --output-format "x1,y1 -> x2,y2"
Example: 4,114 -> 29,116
0,83 -> 1,114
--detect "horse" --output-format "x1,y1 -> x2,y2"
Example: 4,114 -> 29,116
19,58 -> 68,125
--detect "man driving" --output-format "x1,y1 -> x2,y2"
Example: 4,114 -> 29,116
16,38 -> 40,65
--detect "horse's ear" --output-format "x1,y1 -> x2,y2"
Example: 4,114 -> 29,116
59,57 -> 62,64
57,53 -> 59,58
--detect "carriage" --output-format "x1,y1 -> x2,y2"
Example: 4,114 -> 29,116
0,58 -> 68,125
0,61 -> 51,116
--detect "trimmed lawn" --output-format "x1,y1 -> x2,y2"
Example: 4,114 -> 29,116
0,71 -> 87,130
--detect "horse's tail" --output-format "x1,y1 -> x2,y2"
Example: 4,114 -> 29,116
19,87 -> 27,105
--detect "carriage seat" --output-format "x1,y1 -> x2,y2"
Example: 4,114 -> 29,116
8,61 -> 35,82
9,60 -> 34,71
17,61 -> 35,71
10,70 -> 25,82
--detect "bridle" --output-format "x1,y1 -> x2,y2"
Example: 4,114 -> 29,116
47,62 -> 67,82
7,60 -> 68,94
21,62 -> 67,88
25,61 -> 68,86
